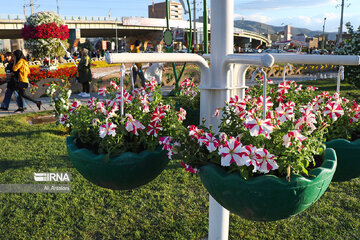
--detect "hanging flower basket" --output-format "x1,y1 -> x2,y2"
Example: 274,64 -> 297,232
325,139 -> 360,182
199,148 -> 337,221
66,136 -> 169,190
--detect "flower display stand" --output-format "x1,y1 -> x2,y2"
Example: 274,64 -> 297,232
105,0 -> 360,237
66,136 -> 169,190
199,149 -> 337,221
325,139 -> 360,182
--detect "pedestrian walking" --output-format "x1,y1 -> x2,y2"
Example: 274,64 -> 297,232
131,40 -> 146,87
0,52 -> 26,111
77,48 -> 92,98
12,49 -> 41,113
144,42 -> 164,85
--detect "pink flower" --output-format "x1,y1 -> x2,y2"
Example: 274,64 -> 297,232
307,86 -> 317,92
188,125 -> 204,140
198,133 -> 220,152
219,139 -> 250,167
229,95 -> 246,113
180,161 -> 198,173
69,100 -> 81,114
219,132 -> 228,142
98,87 -> 107,96
92,118 -> 100,126
254,148 -> 278,173
161,104 -> 170,112
147,121 -> 163,137
145,80 -> 157,92
277,81 -> 291,94
244,117 -> 274,138
59,114 -> 68,124
151,107 -> 166,122
142,104 -> 150,113
256,96 -> 273,111
87,97 -> 96,110
177,108 -> 187,121
323,102 -> 344,121
213,108 -> 221,117
110,80 -> 119,90
125,114 -> 145,135
99,122 -> 117,138
159,136 -> 172,150
275,104 -> 294,123
282,130 -> 307,148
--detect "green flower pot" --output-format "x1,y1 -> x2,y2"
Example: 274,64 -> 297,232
199,148 -> 337,221
66,136 -> 170,190
325,139 -> 360,182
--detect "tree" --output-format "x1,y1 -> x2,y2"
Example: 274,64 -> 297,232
335,22 -> 360,87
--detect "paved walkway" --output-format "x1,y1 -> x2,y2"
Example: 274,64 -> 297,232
0,86 -> 175,117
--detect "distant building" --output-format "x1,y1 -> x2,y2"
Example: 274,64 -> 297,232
306,37 -> 319,49
148,1 -> 183,20
292,34 -> 307,43
284,25 -> 292,41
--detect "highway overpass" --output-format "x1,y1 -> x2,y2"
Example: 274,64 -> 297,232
0,16 -> 270,49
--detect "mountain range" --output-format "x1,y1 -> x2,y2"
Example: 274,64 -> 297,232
234,20 -> 337,40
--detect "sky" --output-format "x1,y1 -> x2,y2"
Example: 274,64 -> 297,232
1,0 -> 359,32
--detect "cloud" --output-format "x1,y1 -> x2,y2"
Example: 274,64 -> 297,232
235,0 -> 336,10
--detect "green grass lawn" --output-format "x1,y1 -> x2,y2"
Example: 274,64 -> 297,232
0,80 -> 359,239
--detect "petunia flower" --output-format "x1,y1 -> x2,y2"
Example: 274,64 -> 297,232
87,97 -> 96,110
147,121 -> 163,137
244,116 -> 274,138
198,133 -> 220,152
98,87 -> 107,96
125,114 -> 145,135
99,122 -> 117,138
323,102 -> 344,121
254,148 -> 278,174
110,80 -> 119,90
282,130 -> 307,148
68,100 -> 81,114
151,107 -> 166,122
277,81 -> 291,94
188,125 -> 204,140
275,104 -> 294,123
219,138 -> 249,167
59,114 -> 69,124
177,108 -> 187,121
180,162 -> 198,173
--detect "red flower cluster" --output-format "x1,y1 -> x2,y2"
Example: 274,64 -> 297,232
28,66 -> 78,83
21,23 -> 69,40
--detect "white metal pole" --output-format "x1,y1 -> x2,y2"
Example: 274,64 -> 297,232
337,65 -> 344,92
206,0 -> 233,239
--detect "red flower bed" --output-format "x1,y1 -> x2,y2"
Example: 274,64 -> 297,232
21,23 -> 69,40
28,66 -> 78,85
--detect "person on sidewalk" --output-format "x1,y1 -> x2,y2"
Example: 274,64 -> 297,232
131,40 -> 146,87
0,52 -> 26,111
13,49 -> 41,113
77,48 -> 92,98
144,42 -> 164,85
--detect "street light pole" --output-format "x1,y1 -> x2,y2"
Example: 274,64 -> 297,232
322,17 -> 327,50
57,0 -> 59,14
338,0 -> 345,44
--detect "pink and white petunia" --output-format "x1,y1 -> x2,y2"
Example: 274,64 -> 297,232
188,125 -> 204,140
98,87 -> 107,96
180,162 -> 198,173
159,136 -> 172,151
254,148 -> 278,173
256,96 -> 273,111
213,108 -> 221,117
87,97 -> 96,110
144,80 -> 157,92
219,138 -> 250,167
177,108 -> 187,121
282,130 -> 307,148
59,114 -> 69,124
110,80 -> 119,90
244,116 -> 274,138
229,95 -> 246,113
69,100 -> 81,114
307,86 -> 318,92
277,81 -> 291,95
151,107 -> 166,122
146,121 -> 163,137
125,114 -> 145,135
198,133 -> 220,152
323,102 -> 344,121
275,104 -> 294,123
99,122 -> 117,138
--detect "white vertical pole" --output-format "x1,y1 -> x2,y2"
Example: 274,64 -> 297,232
206,0 -> 233,239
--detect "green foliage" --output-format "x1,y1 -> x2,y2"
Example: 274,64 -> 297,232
335,22 -> 360,87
